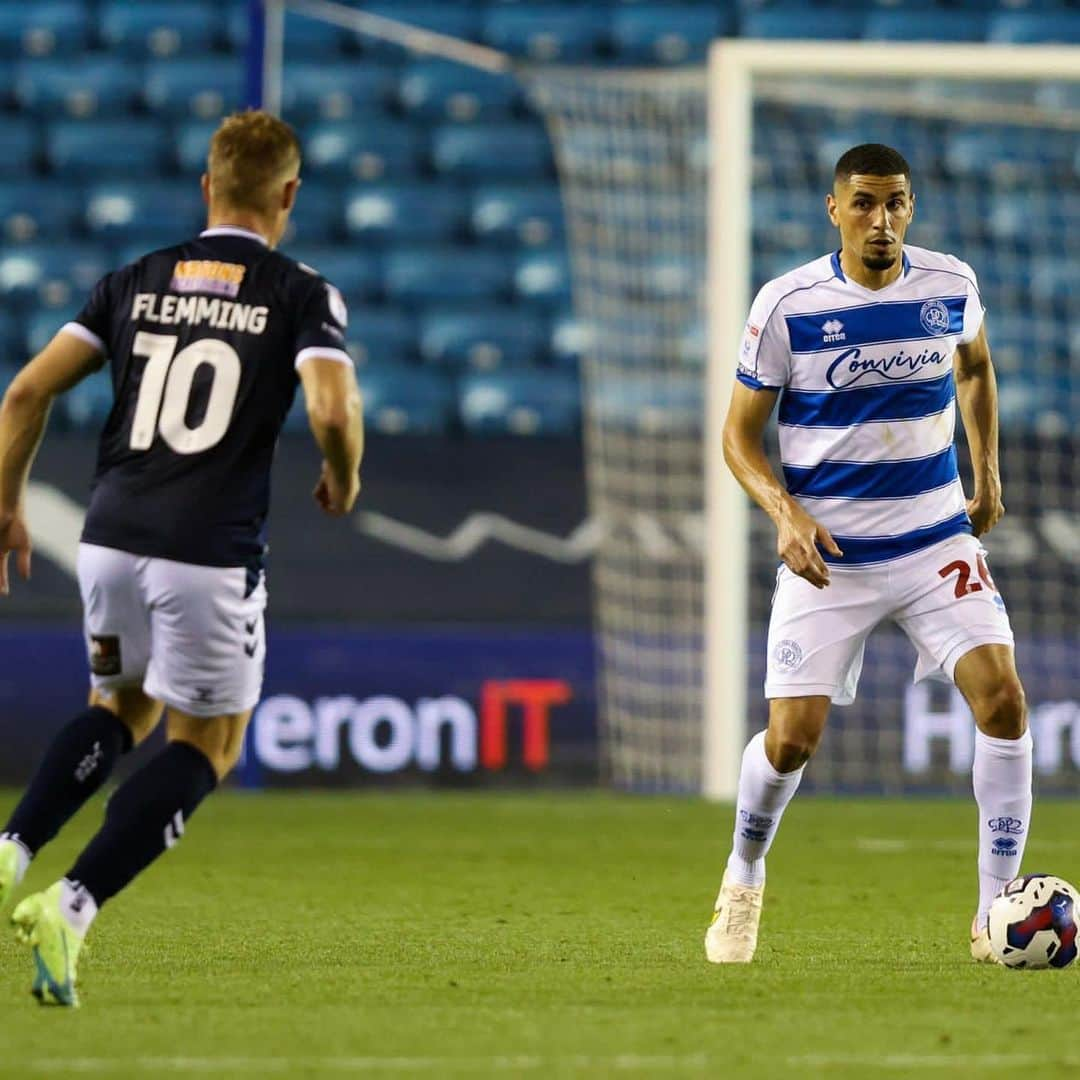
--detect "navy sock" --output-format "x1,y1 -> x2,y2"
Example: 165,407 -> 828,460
66,741 -> 217,907
2,705 -> 133,856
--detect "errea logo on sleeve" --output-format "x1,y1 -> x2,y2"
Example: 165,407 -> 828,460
822,319 -> 846,344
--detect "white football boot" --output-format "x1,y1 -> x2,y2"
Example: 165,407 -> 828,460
705,871 -> 764,963
970,915 -> 1001,965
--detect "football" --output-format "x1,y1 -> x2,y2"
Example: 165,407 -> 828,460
988,875 -> 1080,970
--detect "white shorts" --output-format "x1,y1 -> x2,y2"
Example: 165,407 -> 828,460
765,532 -> 1014,705
77,542 -> 267,717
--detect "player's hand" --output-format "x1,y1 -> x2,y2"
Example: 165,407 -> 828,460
774,498 -> 843,589
967,485 -> 1004,537
0,509 -> 32,595
313,462 -> 360,517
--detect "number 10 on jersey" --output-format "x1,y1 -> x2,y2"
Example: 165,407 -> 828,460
130,331 -> 241,455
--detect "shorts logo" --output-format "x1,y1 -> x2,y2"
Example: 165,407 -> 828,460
170,260 -> 246,298
772,639 -> 803,672
89,634 -> 121,677
992,838 -> 1019,855
919,299 -> 951,336
988,816 -> 1024,835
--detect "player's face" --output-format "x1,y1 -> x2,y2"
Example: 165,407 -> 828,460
826,174 -> 913,271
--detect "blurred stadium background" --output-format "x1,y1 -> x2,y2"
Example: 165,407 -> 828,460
0,0 -> 1077,800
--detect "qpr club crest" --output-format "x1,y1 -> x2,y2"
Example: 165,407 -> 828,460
919,299 -> 951,336
773,639 -> 803,672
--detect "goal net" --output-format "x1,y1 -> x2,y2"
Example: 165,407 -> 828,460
256,8 -> 1080,798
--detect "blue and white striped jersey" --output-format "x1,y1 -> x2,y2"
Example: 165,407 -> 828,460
737,244 -> 984,567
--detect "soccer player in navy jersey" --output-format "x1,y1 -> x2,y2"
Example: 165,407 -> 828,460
0,110 -> 363,1005
705,144 -> 1028,966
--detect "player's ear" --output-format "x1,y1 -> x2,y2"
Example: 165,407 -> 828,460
282,177 -> 300,212
200,174 -> 210,206
825,192 -> 839,228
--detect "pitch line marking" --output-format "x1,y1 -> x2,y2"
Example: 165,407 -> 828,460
789,1054 -> 1080,1070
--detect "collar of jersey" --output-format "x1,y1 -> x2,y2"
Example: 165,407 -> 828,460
200,226 -> 268,246
830,248 -> 911,293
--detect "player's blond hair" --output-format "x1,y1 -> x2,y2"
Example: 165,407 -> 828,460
207,110 -> 301,214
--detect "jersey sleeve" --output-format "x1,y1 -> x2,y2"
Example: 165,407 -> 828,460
292,275 -> 353,371
736,284 -> 790,390
958,261 -> 985,345
62,272 -> 113,354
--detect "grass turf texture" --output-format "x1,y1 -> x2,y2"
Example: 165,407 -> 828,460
0,792 -> 1078,1079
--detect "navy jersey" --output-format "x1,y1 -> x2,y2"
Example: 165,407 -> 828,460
67,226 -> 352,567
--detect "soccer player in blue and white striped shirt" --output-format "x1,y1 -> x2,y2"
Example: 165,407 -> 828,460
706,144 -> 1027,965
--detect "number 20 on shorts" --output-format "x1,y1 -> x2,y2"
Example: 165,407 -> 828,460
938,553 -> 996,599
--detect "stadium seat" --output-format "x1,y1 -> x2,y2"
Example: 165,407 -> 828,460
419,309 -> 547,371
47,122 -> 169,178
357,6 -> 483,56
303,121 -> 424,182
988,13 -> 1080,43
483,6 -> 609,62
63,370 -> 115,431
84,182 -> 205,245
945,128 -> 1072,185
471,186 -> 565,249
100,2 -> 222,59
610,6 -> 733,64
0,4 -> 90,60
281,62 -> 395,122
174,121 -> 218,175
514,250 -> 572,308
592,372 -> 701,435
143,61 -> 244,119
281,185 -> 346,246
459,370 -> 580,437
397,61 -> 520,123
284,247 -> 383,303
1035,81 -> 1080,112
0,180 -> 80,241
863,12 -> 989,42
225,8 -> 348,56
14,59 -> 142,119
346,307 -> 417,367
0,120 -> 39,178
431,124 -> 552,180
1030,258 -> 1080,305
384,249 -> 511,305
343,185 -> 467,245
0,309 -> 25,355
26,303 -> 81,355
740,10 -> 864,39
357,363 -> 456,436
0,244 -> 109,306
549,311 -> 592,369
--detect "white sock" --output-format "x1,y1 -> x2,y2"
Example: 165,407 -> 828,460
973,728 -> 1032,929
725,731 -> 805,888
59,879 -> 99,937
0,832 -> 31,885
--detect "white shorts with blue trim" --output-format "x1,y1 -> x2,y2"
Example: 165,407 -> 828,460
765,532 -> 1014,705
77,542 -> 267,717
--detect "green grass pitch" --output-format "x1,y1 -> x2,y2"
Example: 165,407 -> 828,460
1,790 -> 1078,1078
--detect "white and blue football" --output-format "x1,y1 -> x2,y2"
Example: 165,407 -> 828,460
988,874 -> 1080,970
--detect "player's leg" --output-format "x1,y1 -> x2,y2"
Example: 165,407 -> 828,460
893,533 -> 1021,961
0,545 -> 159,908
706,564 -> 881,963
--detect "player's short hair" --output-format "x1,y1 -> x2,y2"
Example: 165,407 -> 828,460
834,143 -> 911,184
207,110 -> 301,214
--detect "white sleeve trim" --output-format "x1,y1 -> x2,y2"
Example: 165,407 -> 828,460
60,321 -> 105,354
294,347 -> 354,371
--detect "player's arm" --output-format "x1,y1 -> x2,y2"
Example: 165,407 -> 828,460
953,323 -> 1003,537
723,382 -> 842,589
0,330 -> 104,592
298,357 -> 363,517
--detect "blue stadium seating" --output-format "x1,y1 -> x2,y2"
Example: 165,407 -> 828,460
345,307 -> 417,367
174,121 -> 217,175
0,120 -> 38,177
225,8 -> 346,56
471,186 -> 565,249
988,13 -> 1080,43
357,364 -> 456,436
741,10 -> 864,39
99,2 -> 222,59
26,304 -> 81,355
0,244 -> 108,306
549,311 -> 590,369
47,121 -> 169,178
419,309 -> 547,370
84,183 -> 205,245
357,6 -> 483,56
304,121 -> 425,182
483,6 -> 609,61
14,59 -> 142,118
397,61 -> 520,122
282,184 -> 346,246
0,181 -> 81,241
343,185 -> 468,244
459,370 -> 580,437
281,63 -> 395,122
0,4 -> 90,60
610,6 -> 734,63
143,61 -> 245,119
63,370 -> 115,430
285,247 -> 383,303
863,11 -> 989,42
431,124 -> 552,180
0,310 -> 25,355
384,249 -> 512,305
514,249 -> 572,308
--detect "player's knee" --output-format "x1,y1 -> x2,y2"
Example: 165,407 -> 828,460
765,729 -> 821,772
974,679 -> 1027,739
